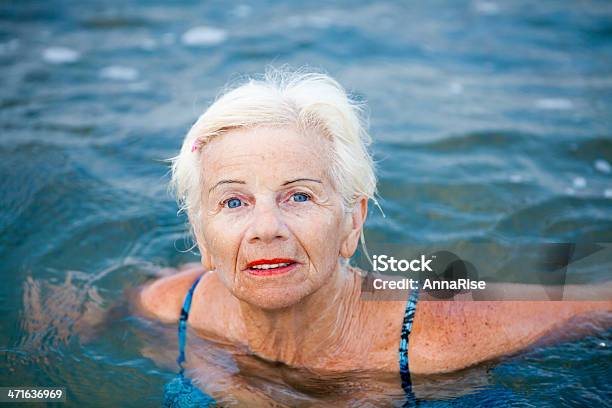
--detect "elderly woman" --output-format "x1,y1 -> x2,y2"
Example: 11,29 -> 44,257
136,69 -> 610,405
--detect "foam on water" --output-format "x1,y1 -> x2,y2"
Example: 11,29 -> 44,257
181,26 -> 227,46
509,174 -> 524,183
139,38 -> 157,51
100,66 -> 140,81
42,46 -> 80,64
572,176 -> 587,189
594,159 -> 611,174
449,82 -> 464,95
535,98 -> 574,110
473,1 -> 501,15
231,4 -> 252,18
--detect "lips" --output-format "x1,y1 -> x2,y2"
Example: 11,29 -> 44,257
244,258 -> 298,276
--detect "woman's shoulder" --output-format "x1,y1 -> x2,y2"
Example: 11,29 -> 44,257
136,265 -> 246,345
136,264 -> 207,323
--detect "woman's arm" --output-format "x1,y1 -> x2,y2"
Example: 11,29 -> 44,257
410,299 -> 611,374
135,264 -> 205,323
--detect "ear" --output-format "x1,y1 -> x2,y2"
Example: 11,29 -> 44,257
340,196 -> 368,259
189,212 -> 215,272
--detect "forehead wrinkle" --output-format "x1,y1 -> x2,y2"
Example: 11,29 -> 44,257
201,151 -> 255,191
208,151 -> 326,181
200,126 -> 337,194
203,151 -> 260,171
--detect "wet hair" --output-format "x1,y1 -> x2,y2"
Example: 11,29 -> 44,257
167,66 -> 378,262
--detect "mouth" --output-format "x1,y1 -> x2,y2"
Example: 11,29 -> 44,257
244,258 -> 299,276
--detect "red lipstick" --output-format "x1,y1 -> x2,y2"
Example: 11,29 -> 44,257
244,258 -> 298,276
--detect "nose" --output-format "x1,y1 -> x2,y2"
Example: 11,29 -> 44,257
245,197 -> 289,245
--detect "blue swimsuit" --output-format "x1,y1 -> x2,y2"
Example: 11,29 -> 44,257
162,275 -> 420,407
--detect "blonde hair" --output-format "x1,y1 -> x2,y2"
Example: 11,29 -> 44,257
167,67 -> 379,261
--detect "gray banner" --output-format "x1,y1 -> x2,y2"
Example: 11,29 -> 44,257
355,242 -> 612,301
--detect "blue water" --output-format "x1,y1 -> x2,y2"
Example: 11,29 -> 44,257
1,0 -> 611,406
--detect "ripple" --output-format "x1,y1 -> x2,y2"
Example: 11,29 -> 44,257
161,32 -> 176,45
406,130 -> 531,151
81,16 -> 150,29
0,39 -> 19,55
0,143 -> 69,235
492,195 -> 612,243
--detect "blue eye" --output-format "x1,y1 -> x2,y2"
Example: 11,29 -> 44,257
291,193 -> 310,203
225,198 -> 243,208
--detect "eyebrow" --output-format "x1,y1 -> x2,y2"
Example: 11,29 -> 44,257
209,179 -> 246,193
209,177 -> 322,193
282,178 -> 323,186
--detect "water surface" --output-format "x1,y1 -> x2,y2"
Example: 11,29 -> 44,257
1,0 -> 611,406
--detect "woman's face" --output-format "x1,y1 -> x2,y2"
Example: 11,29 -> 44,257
196,126 -> 357,309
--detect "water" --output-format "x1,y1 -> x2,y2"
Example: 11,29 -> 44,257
1,0 -> 611,406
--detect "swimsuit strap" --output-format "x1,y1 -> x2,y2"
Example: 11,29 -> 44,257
177,274 -> 204,367
399,288 -> 420,399
164,273 -> 218,407
170,273 -> 420,407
